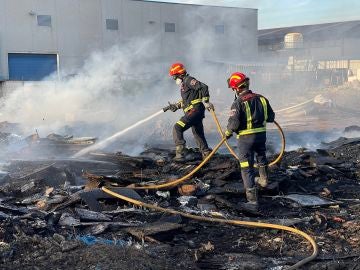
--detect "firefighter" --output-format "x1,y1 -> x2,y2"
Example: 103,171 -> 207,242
224,72 -> 275,211
166,62 -> 214,161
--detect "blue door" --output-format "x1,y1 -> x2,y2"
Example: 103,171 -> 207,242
8,53 -> 58,81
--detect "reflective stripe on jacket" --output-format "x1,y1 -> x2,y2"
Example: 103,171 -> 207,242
180,75 -> 210,113
226,90 -> 275,138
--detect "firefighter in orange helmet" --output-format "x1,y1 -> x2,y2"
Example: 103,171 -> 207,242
225,72 -> 275,212
166,62 -> 214,161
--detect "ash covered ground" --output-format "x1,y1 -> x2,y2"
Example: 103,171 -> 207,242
0,124 -> 360,270
0,85 -> 360,270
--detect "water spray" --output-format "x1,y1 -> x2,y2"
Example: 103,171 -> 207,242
73,110 -> 164,158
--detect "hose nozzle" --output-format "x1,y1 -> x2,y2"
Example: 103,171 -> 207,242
163,105 -> 171,112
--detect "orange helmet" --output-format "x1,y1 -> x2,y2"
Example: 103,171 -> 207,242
169,62 -> 186,77
227,72 -> 248,89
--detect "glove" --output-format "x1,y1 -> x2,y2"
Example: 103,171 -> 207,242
168,102 -> 179,112
204,102 -> 215,111
225,130 -> 233,139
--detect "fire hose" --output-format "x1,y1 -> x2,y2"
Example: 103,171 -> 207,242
102,186 -> 318,270
209,109 -> 285,167
129,110 -> 285,190
97,108 -> 317,269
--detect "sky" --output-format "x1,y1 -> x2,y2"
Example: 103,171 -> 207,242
145,0 -> 360,29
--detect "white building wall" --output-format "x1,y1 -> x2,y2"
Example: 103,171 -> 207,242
0,0 -> 6,79
101,0 -> 123,47
0,0 -> 258,79
55,0 -> 83,70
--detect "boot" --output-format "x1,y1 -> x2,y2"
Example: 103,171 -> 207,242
201,149 -> 212,160
174,145 -> 187,162
256,166 -> 269,188
237,187 -> 259,212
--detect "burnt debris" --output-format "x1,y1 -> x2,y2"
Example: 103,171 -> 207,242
0,132 -> 359,269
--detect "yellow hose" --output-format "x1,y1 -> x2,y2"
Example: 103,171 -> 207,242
269,121 -> 286,166
131,137 -> 226,190
275,97 -> 314,113
210,110 -> 239,159
102,186 -> 318,270
96,109 -> 317,269
127,110 -> 284,190
209,110 -> 285,167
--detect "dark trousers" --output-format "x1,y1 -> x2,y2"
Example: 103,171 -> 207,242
173,108 -> 209,152
237,132 -> 268,189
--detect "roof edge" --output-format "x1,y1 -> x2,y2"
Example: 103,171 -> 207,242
131,0 -> 258,11
259,19 -> 360,31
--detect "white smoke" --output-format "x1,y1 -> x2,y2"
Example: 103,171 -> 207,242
0,3 -> 358,158
0,6 -> 252,142
0,39 -> 179,138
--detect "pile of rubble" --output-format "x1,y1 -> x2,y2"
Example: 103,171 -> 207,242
0,132 -> 359,269
0,127 -> 97,160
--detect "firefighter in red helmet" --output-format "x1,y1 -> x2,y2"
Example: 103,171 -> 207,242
225,72 -> 275,212
166,62 -> 214,162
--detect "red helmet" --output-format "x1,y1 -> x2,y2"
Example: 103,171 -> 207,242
169,62 -> 186,76
227,72 -> 248,89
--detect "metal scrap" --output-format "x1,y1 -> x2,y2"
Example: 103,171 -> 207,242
276,194 -> 341,207
74,208 -> 112,222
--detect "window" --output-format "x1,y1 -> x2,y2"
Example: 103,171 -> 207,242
37,15 -> 52,27
215,25 -> 225,34
106,19 -> 119,30
165,23 -> 175,32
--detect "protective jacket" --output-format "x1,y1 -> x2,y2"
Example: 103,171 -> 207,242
173,74 -> 211,153
227,90 -> 275,138
179,75 -> 210,113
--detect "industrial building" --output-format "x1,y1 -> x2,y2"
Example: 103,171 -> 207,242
257,20 -> 360,85
0,0 -> 257,86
